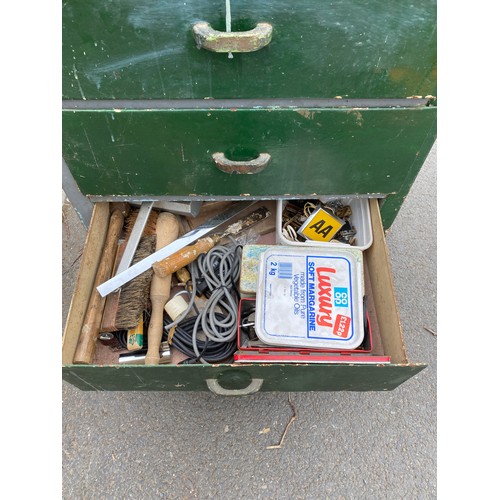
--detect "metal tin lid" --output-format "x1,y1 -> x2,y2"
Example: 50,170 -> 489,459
255,246 -> 365,350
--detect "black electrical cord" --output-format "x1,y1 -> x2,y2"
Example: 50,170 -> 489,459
115,309 -> 152,349
164,313 -> 237,363
115,330 -> 130,349
117,308 -> 236,363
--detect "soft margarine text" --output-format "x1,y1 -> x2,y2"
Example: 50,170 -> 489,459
304,263 -> 338,332
308,262 -> 316,331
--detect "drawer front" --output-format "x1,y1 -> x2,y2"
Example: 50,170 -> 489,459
62,200 -> 426,392
62,0 -> 436,100
62,106 -> 436,198
63,364 -> 425,392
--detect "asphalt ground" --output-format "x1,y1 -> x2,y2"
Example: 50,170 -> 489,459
61,143 -> 437,499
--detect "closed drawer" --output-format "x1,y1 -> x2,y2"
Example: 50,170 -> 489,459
62,0 -> 436,100
62,104 -> 436,200
62,199 -> 425,392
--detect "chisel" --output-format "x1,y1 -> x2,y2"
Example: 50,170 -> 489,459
96,201 -> 255,297
114,201 -> 154,275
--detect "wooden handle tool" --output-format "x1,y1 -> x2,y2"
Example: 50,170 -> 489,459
152,206 -> 271,278
145,212 -> 180,365
73,203 -> 129,364
152,235 -> 221,278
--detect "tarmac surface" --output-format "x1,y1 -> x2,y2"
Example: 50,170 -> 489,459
62,142 -> 437,499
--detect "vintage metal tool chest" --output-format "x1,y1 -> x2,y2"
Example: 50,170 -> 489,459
62,0 -> 437,394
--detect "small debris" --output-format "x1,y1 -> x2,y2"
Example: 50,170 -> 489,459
62,207 -> 71,240
259,427 -> 271,435
62,251 -> 83,276
167,325 -> 177,345
266,393 -> 297,450
424,326 -> 437,337
224,425 -> 229,433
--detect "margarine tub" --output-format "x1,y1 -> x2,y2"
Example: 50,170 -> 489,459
255,246 -> 365,350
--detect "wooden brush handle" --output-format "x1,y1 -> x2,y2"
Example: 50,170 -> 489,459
74,205 -> 128,364
145,213 -> 180,365
99,241 -> 125,333
152,236 -> 219,278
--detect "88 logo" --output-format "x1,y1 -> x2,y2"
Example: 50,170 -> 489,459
334,287 -> 349,307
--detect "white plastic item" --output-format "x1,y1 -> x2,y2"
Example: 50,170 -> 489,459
164,294 -> 189,320
276,198 -> 373,251
255,246 -> 365,350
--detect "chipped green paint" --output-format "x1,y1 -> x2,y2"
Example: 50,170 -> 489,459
62,105 -> 436,228
62,0 -> 436,100
62,363 -> 427,392
62,1 -> 436,393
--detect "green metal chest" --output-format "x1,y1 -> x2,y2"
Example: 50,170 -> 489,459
62,0 -> 437,394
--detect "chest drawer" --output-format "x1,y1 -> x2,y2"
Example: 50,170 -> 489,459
62,104 -> 436,202
62,0 -> 436,100
62,198 -> 425,392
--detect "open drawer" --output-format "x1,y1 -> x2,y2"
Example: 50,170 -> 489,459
62,198 -> 425,393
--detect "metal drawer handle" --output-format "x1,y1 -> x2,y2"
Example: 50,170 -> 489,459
193,22 -> 273,53
206,378 -> 263,396
212,152 -> 271,174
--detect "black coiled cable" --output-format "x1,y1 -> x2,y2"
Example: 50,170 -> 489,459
164,240 -> 242,364
165,313 -> 237,363
116,312 -> 236,363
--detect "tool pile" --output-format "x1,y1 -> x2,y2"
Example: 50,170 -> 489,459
73,201 -> 273,365
73,200 -> 390,366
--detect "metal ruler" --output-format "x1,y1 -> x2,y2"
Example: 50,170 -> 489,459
115,201 -> 154,276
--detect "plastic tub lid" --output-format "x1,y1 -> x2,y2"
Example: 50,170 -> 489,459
255,245 -> 365,350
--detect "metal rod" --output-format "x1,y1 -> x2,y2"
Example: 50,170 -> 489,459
226,0 -> 233,59
225,0 -> 232,32
63,98 -> 431,110
119,345 -> 171,365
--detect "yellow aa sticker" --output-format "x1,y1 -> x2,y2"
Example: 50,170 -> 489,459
298,207 -> 344,242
